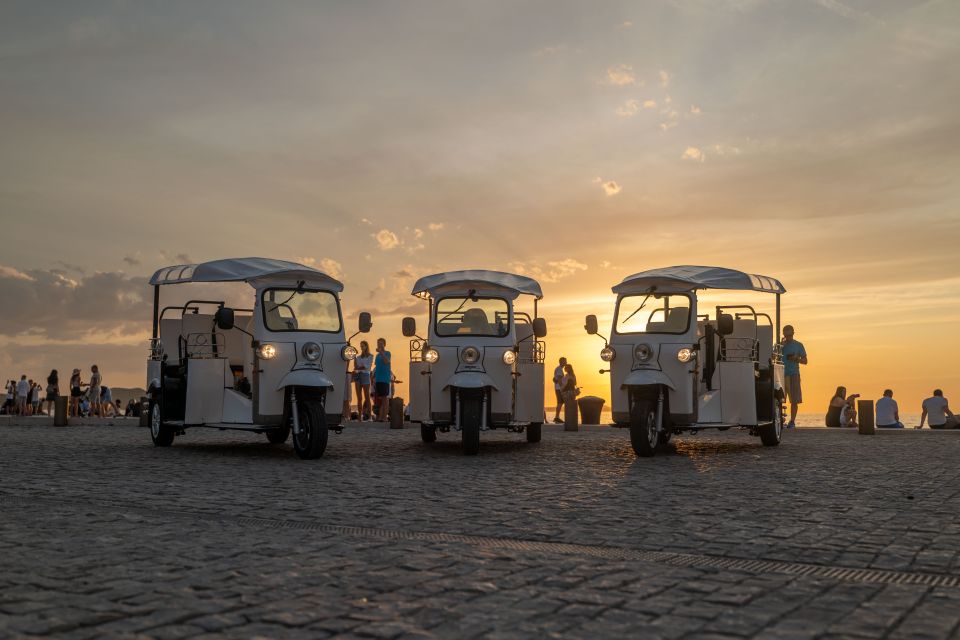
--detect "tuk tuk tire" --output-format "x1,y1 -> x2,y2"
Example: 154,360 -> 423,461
526,422 -> 542,443
292,400 -> 328,460
460,394 -> 481,456
149,398 -> 175,447
658,429 -> 672,449
759,394 -> 783,447
421,425 -> 437,443
266,426 -> 290,444
629,398 -> 659,457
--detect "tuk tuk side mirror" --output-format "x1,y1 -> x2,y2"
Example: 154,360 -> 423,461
358,312 -> 372,333
584,315 -> 598,335
533,317 -> 547,338
401,317 -> 417,338
215,307 -> 235,331
717,313 -> 734,336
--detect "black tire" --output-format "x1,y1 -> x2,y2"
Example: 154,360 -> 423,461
759,393 -> 783,447
658,429 -> 672,449
460,393 -> 481,456
149,398 -> 175,447
292,400 -> 328,459
629,397 -> 659,457
526,422 -> 542,443
266,426 -> 290,444
421,424 -> 437,443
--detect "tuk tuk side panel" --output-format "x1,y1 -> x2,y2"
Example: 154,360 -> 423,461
321,345 -> 347,417
185,358 -> 226,424
514,362 -> 544,422
256,343 -> 297,417
718,361 -> 757,425
409,361 -> 431,422
147,360 -> 161,393
428,347 -> 459,421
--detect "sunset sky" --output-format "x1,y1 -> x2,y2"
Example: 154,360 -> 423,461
1,1 -> 958,413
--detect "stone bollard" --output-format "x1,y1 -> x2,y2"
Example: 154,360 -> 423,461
577,396 -> 605,425
389,397 -> 404,429
858,399 -> 875,435
564,393 -> 579,431
53,396 -> 68,427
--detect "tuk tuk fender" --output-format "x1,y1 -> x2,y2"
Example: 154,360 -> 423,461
275,369 -> 335,391
443,371 -> 499,391
620,369 -> 675,390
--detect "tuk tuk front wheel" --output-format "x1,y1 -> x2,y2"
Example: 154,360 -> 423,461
526,422 -> 542,443
292,400 -> 328,459
629,398 -> 659,457
421,424 -> 437,443
460,394 -> 481,456
266,426 -> 290,444
149,398 -> 174,447
759,394 -> 783,447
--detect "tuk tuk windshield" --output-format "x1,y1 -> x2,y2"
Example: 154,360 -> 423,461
261,288 -> 341,333
615,293 -> 691,334
435,297 -> 509,337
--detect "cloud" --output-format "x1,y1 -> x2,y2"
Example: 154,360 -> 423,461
660,121 -> 678,131
599,260 -> 613,269
509,259 -> 588,283
644,99 -> 657,109
690,104 -> 701,115
122,255 -> 140,266
593,177 -> 622,196
373,229 -> 400,250
360,217 -> 372,226
618,21 -> 633,29
615,99 -> 640,117
427,222 -> 444,232
682,146 -> 705,162
413,228 -> 424,239
659,70 -> 670,87
605,64 -> 638,86
296,256 -> 344,279
0,265 -> 34,281
534,44 -> 567,56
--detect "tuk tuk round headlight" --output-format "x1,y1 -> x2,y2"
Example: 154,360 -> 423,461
635,343 -> 653,362
677,347 -> 694,363
423,347 -> 440,364
257,344 -> 277,360
502,349 -> 517,365
600,346 -> 616,362
461,346 -> 481,364
340,345 -> 358,361
302,342 -> 322,361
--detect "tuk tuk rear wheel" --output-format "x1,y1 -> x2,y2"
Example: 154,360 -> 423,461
266,426 -> 290,444
629,398 -> 659,457
149,398 -> 174,447
759,394 -> 783,447
292,400 -> 328,459
460,394 -> 481,456
421,424 -> 437,443
526,422 -> 542,443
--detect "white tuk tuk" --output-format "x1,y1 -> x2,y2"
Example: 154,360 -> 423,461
146,258 -> 371,459
401,270 -> 548,455
585,266 -> 786,457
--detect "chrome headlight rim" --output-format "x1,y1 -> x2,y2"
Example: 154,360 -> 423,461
423,347 -> 440,364
502,349 -> 517,365
461,346 -> 481,364
340,344 -> 358,361
676,347 -> 694,363
302,341 -> 323,362
634,343 -> 653,363
257,343 -> 277,360
600,346 -> 616,362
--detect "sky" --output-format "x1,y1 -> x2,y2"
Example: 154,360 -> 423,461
1,0 -> 958,414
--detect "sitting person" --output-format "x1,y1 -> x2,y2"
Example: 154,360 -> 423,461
875,389 -> 904,428
826,387 -> 846,427
918,389 -> 956,429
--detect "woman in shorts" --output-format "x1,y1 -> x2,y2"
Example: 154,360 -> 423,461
353,341 -> 373,421
69,369 -> 84,417
88,365 -> 102,417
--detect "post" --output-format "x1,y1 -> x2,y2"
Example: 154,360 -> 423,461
152,285 -> 160,339
53,396 -> 68,427
858,399 -> 875,435
389,397 -> 404,429
775,293 -> 781,341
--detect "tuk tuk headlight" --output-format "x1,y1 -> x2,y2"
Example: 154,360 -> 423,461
461,346 -> 481,364
635,343 -> 653,362
677,347 -> 694,363
340,345 -> 358,361
502,349 -> 517,365
600,346 -> 616,362
257,344 -> 277,360
423,347 -> 440,364
302,342 -> 322,361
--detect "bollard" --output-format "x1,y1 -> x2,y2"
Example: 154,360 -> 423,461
53,396 -> 68,427
389,397 -> 404,429
564,393 -> 579,431
577,396 -> 605,425
857,399 -> 875,435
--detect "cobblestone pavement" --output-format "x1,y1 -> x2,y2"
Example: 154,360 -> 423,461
2,423 -> 960,639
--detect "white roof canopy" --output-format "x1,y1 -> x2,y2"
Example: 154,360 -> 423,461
411,270 -> 543,299
149,257 -> 344,291
613,265 -> 785,295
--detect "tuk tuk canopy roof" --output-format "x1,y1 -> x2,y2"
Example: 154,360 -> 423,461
613,265 -> 785,295
411,270 -> 543,299
149,257 -> 344,291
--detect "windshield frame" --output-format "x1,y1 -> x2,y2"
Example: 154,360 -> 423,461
433,295 -> 511,338
260,287 -> 343,334
613,292 -> 693,336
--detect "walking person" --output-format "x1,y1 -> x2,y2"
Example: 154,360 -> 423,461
373,338 -> 392,422
552,357 -> 567,423
918,389 -> 955,429
15,375 -> 30,416
780,325 -> 807,428
44,369 -> 59,416
354,340 -> 373,421
69,369 -> 84,417
876,389 -> 904,429
88,365 -> 102,417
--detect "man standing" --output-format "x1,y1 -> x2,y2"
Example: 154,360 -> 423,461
780,325 -> 807,428
876,389 -> 903,428
15,375 -> 30,415
919,389 -> 955,429
552,357 -> 567,424
374,338 -> 392,422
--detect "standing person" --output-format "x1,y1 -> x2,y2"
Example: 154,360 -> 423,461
876,389 -> 903,429
552,357 -> 567,424
918,389 -> 955,429
559,364 -> 578,414
354,340 -> 373,421
88,365 -> 102,417
16,375 -> 30,415
373,338 -> 392,422
780,325 -> 807,428
69,369 -> 84,417
3,381 -> 13,415
29,380 -> 40,416
44,369 -> 59,416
